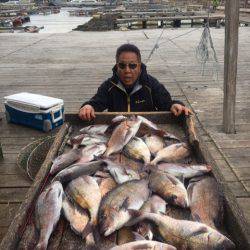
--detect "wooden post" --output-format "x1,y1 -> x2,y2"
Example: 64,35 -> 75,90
0,142 -> 3,160
223,0 -> 239,133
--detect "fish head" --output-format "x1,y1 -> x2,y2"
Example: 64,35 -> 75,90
207,230 -> 235,250
99,207 -> 129,236
136,222 -> 153,240
171,193 -> 189,208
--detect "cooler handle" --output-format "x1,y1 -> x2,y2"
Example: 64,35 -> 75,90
51,107 -> 62,123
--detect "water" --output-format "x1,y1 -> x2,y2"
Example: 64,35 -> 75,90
23,7 -> 92,33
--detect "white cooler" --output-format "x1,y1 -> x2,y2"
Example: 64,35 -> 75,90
4,92 -> 64,132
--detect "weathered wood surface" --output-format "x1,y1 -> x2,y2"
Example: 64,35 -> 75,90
0,27 -> 250,242
223,0 -> 239,133
0,124 -> 69,249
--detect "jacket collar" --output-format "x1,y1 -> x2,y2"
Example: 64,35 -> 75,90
111,63 -> 148,85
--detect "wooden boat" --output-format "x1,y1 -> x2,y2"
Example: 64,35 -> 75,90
0,112 -> 249,249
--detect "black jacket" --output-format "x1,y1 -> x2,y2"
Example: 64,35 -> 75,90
81,63 -> 182,112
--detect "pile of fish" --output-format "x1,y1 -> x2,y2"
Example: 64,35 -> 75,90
35,115 -> 235,250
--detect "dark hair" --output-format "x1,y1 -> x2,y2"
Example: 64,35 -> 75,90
116,43 -> 141,62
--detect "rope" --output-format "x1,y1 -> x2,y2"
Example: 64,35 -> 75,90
145,27 -> 166,64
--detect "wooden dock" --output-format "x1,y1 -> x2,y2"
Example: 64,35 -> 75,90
0,27 -> 249,241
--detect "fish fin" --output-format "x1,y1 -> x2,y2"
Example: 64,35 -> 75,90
132,231 -> 146,241
120,197 -> 130,210
128,209 -> 141,218
183,156 -> 192,164
192,212 -> 201,222
188,226 -> 208,238
166,174 -> 179,185
81,222 -> 93,239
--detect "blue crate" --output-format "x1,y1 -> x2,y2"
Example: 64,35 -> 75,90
4,93 -> 64,132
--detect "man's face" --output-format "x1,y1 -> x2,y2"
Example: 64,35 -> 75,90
116,51 -> 141,86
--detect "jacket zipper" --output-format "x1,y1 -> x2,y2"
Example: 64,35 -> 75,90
111,81 -> 131,112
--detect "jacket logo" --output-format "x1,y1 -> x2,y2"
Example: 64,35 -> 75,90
135,99 -> 146,104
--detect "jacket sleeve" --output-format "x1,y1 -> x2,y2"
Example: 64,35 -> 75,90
149,76 -> 184,111
80,81 -> 109,112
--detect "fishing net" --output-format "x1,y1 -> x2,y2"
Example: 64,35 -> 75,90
195,23 -> 220,81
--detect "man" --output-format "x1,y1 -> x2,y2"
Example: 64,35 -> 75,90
79,43 -> 191,120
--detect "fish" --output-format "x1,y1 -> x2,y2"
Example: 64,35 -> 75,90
110,153 -> 144,173
35,181 -> 63,250
65,175 -> 101,227
99,177 -> 117,197
143,134 -> 165,156
50,148 -> 82,175
187,176 -> 224,229
156,163 -> 212,180
137,115 -> 180,141
149,170 -> 189,208
111,115 -> 127,124
130,212 -> 235,250
62,194 -> 90,237
117,227 -> 135,245
136,195 -> 167,240
52,160 -> 107,184
105,117 -> 142,157
98,179 -> 150,236
165,205 -> 191,221
150,143 -> 190,165
123,137 -> 151,164
104,159 -> 140,184
76,143 -> 106,164
79,124 -> 109,135
110,240 -> 177,250
69,133 -> 108,147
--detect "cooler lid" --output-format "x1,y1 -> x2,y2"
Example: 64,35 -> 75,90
4,92 -> 64,109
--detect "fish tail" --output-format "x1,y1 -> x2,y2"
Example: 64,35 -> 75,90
35,240 -> 48,250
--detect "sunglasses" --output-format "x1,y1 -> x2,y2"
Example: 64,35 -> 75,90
118,62 -> 138,70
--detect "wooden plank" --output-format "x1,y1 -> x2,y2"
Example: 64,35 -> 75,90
227,181 -> 249,198
0,188 -> 29,203
0,175 -> 31,188
0,123 -> 69,249
0,203 -> 21,227
242,180 -> 250,193
236,198 -> 250,222
223,0 -> 239,133
233,167 -> 250,181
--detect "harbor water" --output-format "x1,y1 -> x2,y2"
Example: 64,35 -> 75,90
23,7 -> 91,33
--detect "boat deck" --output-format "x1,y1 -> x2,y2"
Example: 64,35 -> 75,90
0,27 -> 249,241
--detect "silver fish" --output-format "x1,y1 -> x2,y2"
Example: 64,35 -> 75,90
137,115 -> 180,141
104,160 -> 140,184
131,212 -> 235,250
143,134 -> 165,156
105,117 -> 142,157
149,170 -> 189,208
69,133 -> 108,147
66,175 -> 101,227
98,179 -> 149,236
79,124 -> 109,135
150,143 -> 190,165
136,195 -> 167,240
187,176 -> 224,229
156,163 -> 212,180
50,148 -> 81,175
53,160 -> 107,184
110,240 -> 177,250
35,181 -> 63,250
62,194 -> 89,236
76,143 -> 106,164
123,137 -> 151,164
